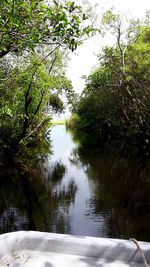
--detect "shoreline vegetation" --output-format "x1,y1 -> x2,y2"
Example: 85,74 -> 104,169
66,11 -> 150,155
0,2 -> 150,163
0,0 -> 93,159
50,120 -> 66,125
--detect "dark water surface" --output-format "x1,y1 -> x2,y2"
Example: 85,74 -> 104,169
0,125 -> 150,241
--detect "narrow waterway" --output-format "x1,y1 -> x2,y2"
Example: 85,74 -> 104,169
45,125 -> 107,237
0,125 -> 150,241
43,125 -> 150,240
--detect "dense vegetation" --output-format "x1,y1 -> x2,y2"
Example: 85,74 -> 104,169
0,0 -> 93,159
68,11 -> 150,151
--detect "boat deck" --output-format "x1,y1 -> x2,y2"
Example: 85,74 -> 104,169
0,250 -> 148,267
0,231 -> 149,267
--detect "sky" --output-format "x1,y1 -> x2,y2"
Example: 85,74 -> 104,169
54,0 -> 150,119
67,0 -> 150,94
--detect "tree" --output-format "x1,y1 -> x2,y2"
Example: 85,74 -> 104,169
0,51 -> 74,153
70,13 -> 150,144
101,9 -> 142,68
0,0 -> 94,155
0,0 -> 92,57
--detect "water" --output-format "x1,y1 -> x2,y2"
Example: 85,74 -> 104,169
0,125 -> 150,241
45,125 -> 107,237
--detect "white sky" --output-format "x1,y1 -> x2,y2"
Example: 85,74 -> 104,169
67,0 -> 150,94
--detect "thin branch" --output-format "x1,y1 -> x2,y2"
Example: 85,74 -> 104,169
29,92 -> 44,126
42,44 -> 60,61
19,118 -> 46,143
48,54 -> 57,74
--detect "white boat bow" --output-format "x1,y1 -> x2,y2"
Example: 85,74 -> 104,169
0,231 -> 149,266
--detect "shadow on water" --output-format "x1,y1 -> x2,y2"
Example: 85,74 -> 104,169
0,159 -> 51,233
0,156 -> 77,234
70,132 -> 150,241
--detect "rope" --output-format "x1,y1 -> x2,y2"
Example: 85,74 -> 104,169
130,238 -> 148,267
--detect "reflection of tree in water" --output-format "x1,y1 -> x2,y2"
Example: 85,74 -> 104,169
48,161 -> 66,185
0,207 -> 29,233
70,144 -> 150,241
69,148 -> 90,172
0,160 -> 52,233
49,161 -> 78,233
0,159 -> 77,234
50,181 -> 77,233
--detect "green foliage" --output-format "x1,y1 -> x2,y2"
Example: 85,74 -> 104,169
66,114 -> 81,129
0,0 -> 94,157
0,51 -> 73,153
71,20 -> 150,145
0,0 -> 92,57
